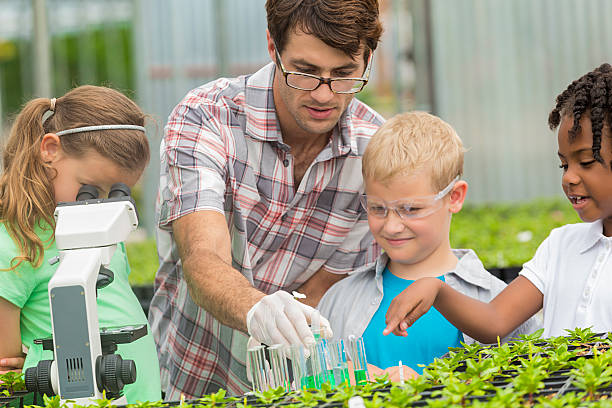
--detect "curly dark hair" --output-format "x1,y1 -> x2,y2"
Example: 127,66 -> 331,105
548,63 -> 612,164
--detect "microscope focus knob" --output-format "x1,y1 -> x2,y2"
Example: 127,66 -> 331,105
25,360 -> 55,396
24,367 -> 38,393
97,354 -> 136,394
119,359 -> 137,384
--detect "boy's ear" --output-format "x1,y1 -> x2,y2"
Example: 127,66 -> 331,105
448,180 -> 468,214
40,133 -> 62,162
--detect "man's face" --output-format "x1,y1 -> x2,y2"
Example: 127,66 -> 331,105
268,29 -> 368,139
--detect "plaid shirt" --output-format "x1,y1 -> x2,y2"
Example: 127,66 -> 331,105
149,62 -> 383,399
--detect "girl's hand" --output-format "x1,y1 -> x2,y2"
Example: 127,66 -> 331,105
383,277 -> 443,337
0,356 -> 25,374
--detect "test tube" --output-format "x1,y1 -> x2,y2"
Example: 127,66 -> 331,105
247,345 -> 269,392
268,344 -> 291,392
328,339 -> 350,386
311,310 -> 323,341
290,344 -> 314,390
310,340 -> 329,388
319,339 -> 336,388
346,335 -> 369,385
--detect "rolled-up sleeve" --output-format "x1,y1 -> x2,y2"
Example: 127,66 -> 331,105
158,101 -> 231,228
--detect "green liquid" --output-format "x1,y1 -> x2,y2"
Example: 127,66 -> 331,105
316,372 -> 327,388
326,369 -> 336,388
341,368 -> 350,384
301,375 -> 316,389
332,366 -> 350,385
354,368 -> 368,385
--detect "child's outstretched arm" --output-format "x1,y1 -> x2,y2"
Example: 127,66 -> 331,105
0,297 -> 26,373
383,276 -> 543,344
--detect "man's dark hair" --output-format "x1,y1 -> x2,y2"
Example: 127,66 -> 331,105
548,63 -> 612,163
266,0 -> 383,64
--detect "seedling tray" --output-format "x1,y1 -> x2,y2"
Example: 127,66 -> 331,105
117,328 -> 612,407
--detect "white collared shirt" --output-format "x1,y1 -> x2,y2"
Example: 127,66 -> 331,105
520,220 -> 612,338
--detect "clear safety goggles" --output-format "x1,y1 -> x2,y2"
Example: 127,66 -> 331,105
360,176 -> 460,220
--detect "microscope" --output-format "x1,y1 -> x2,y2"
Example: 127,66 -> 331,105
25,183 -> 145,405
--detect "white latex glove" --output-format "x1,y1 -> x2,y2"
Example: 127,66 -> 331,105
246,291 -> 333,349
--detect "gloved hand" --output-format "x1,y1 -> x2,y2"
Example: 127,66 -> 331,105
246,291 -> 333,349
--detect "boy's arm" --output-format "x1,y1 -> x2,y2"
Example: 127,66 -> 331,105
0,297 -> 26,373
384,276 -> 543,344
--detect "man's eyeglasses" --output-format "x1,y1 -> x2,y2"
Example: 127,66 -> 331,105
360,176 -> 460,220
274,46 -> 373,94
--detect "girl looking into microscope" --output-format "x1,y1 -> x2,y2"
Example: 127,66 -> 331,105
0,85 -> 161,402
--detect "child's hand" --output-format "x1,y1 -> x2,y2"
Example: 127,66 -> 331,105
0,356 -> 25,374
383,277 -> 443,336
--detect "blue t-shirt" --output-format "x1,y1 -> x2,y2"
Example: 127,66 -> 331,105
362,267 -> 463,374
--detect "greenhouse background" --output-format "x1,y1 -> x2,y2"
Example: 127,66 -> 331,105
0,0 -> 611,234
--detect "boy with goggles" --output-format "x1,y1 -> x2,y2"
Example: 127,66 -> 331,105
318,112 -> 539,379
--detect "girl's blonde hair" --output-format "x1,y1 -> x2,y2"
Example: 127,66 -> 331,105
0,85 -> 150,271
362,111 -> 465,190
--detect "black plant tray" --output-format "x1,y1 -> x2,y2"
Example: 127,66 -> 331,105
0,391 -> 41,408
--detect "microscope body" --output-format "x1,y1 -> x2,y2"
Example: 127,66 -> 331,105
26,185 -> 141,406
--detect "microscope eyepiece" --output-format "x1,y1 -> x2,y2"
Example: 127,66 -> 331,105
108,183 -> 131,199
76,185 -> 99,201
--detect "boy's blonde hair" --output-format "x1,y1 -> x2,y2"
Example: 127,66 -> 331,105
362,111 -> 465,190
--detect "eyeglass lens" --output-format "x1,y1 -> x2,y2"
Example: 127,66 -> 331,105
286,74 -> 364,93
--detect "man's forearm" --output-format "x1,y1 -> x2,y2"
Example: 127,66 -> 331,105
173,212 -> 265,333
181,248 -> 264,333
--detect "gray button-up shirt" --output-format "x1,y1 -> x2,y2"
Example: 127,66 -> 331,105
318,249 -> 541,346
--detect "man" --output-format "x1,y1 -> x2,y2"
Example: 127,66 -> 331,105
149,0 -> 384,399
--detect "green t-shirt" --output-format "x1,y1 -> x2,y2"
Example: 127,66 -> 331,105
0,223 -> 161,403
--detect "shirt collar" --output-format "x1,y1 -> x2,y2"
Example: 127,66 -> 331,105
448,249 -> 492,290
244,63 -> 282,143
365,249 -> 491,289
243,62 -> 359,156
579,220 -> 607,253
335,104 -> 360,156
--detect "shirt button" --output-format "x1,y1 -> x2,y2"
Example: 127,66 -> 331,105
283,159 -> 290,167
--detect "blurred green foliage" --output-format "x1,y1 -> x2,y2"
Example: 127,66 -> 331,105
451,197 -> 580,268
126,197 -> 581,285
1,23 -> 134,120
126,238 -> 158,285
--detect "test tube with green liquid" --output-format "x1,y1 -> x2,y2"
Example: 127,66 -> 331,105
310,340 -> 330,388
346,335 -> 369,385
320,340 -> 336,388
328,339 -> 350,386
290,344 -> 317,390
